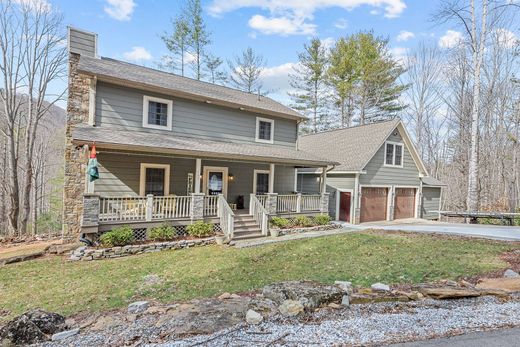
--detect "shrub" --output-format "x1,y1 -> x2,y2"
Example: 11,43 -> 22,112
99,225 -> 134,247
270,216 -> 290,229
148,224 -> 175,241
293,215 -> 314,227
314,215 -> 331,225
186,221 -> 214,238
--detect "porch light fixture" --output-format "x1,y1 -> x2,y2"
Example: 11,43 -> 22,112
228,173 -> 235,181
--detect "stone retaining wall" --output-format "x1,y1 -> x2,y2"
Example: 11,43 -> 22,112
70,237 -> 215,261
276,223 -> 341,236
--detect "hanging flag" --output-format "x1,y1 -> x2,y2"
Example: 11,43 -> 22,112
87,145 -> 100,182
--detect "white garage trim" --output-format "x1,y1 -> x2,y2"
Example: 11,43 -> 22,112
393,185 -> 420,219
359,184 -> 392,222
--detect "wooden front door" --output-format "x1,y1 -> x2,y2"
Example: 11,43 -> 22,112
360,187 -> 388,223
394,188 -> 416,219
339,192 -> 351,222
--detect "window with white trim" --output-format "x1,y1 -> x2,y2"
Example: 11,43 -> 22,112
139,163 -> 170,196
253,170 -> 270,194
384,142 -> 404,167
255,117 -> 274,143
143,96 -> 173,130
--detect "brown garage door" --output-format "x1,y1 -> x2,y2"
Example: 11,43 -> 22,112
360,187 -> 388,223
394,188 -> 416,220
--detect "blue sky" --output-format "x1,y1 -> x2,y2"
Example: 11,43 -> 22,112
50,0 -> 514,107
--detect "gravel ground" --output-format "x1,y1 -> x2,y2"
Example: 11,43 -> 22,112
152,296 -> 520,347
37,295 -> 520,347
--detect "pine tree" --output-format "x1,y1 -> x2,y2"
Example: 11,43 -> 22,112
186,0 -> 211,80
289,38 -> 329,133
160,15 -> 190,76
205,54 -> 227,85
228,47 -> 266,93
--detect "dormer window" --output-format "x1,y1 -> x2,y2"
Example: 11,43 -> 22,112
384,142 -> 403,167
142,95 -> 172,130
255,117 -> 274,144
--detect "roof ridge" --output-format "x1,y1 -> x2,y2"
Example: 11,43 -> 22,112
99,56 -> 282,105
300,118 -> 400,138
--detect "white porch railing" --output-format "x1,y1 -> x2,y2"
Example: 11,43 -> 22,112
204,195 -> 218,216
250,195 -> 269,235
99,197 -> 147,222
152,196 -> 191,220
277,194 -> 321,213
217,194 -> 234,239
255,194 -> 267,207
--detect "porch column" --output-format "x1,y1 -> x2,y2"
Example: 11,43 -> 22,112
194,158 -> 202,193
320,166 -> 327,193
269,163 -> 275,193
320,192 -> 330,215
190,193 -> 205,221
81,193 -> 100,234
265,193 -> 278,215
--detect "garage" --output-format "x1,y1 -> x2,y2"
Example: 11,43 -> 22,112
394,188 -> 416,219
360,187 -> 388,223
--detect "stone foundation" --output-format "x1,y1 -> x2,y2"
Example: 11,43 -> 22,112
70,237 -> 215,261
62,53 -> 93,238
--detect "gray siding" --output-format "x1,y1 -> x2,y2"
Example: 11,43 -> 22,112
359,131 -> 420,187
422,187 -> 441,220
69,28 -> 96,57
95,82 -> 297,148
94,153 -> 294,208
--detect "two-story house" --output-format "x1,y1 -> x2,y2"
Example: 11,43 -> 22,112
63,28 -> 337,242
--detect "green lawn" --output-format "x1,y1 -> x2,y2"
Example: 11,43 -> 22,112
0,230 -> 515,321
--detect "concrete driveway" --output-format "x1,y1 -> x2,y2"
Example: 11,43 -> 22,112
359,219 -> 520,241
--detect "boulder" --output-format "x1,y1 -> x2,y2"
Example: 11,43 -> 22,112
218,292 -> 231,300
341,295 -> 350,306
245,309 -> 263,325
262,281 -> 343,309
51,328 -> 80,341
477,278 -> 520,293
0,309 -> 66,345
128,301 -> 149,314
504,269 -> 520,278
334,281 -> 353,293
278,300 -> 304,317
419,287 -> 480,299
371,283 -> 390,292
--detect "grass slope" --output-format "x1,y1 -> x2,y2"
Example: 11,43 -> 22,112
0,231 -> 514,320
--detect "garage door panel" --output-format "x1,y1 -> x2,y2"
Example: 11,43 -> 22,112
360,187 -> 388,223
394,188 -> 416,220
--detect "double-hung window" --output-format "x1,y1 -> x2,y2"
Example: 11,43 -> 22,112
142,96 -> 173,130
384,142 -> 404,167
255,117 -> 274,143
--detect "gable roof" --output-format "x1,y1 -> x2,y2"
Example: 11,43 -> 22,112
298,118 -> 429,175
72,125 -> 338,167
77,56 -> 303,121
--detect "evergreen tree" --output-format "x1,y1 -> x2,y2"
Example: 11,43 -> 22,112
204,54 -> 227,85
186,0 -> 211,80
160,15 -> 190,76
228,47 -> 266,93
289,38 -> 329,133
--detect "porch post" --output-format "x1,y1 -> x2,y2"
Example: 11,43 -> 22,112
146,194 -> 153,221
320,166 -> 327,193
269,163 -> 275,193
195,158 -> 202,193
81,193 -> 99,234
265,193 -> 278,215
296,193 -> 302,213
320,192 -> 330,215
190,193 -> 205,221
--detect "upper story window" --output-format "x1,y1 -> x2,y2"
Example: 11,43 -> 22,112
255,117 -> 274,144
384,142 -> 403,167
142,95 -> 172,130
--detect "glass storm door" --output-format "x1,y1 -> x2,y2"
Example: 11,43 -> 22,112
203,167 -> 228,198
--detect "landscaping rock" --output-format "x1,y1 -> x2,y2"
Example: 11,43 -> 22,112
128,301 -> 149,314
0,309 -> 66,345
477,278 -> 520,293
245,309 -> 263,325
328,303 -> 342,309
504,269 -> 519,278
371,283 -> 390,292
341,295 -> 350,306
51,328 -> 80,341
262,281 -> 343,309
279,300 -> 304,317
218,292 -> 231,300
419,287 -> 480,299
334,281 -> 353,293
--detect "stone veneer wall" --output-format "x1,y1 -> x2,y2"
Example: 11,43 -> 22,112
62,53 -> 92,238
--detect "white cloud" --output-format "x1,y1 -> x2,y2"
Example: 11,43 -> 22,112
13,0 -> 51,12
104,0 -> 135,21
396,30 -> 414,42
248,15 -> 316,36
123,47 -> 152,61
334,18 -> 348,30
438,30 -> 463,48
208,1 -> 406,36
390,46 -> 408,66
495,28 -> 518,48
321,37 -> 336,50
260,62 -> 296,102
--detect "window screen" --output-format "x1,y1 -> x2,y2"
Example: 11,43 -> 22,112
148,101 -> 168,127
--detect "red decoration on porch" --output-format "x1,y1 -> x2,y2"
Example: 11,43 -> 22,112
90,145 -> 97,159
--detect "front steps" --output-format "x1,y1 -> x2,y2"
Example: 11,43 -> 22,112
232,214 -> 264,241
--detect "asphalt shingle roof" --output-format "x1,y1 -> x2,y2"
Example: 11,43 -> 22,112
298,119 -> 401,172
422,176 -> 447,186
72,125 -> 338,167
77,56 -> 303,121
